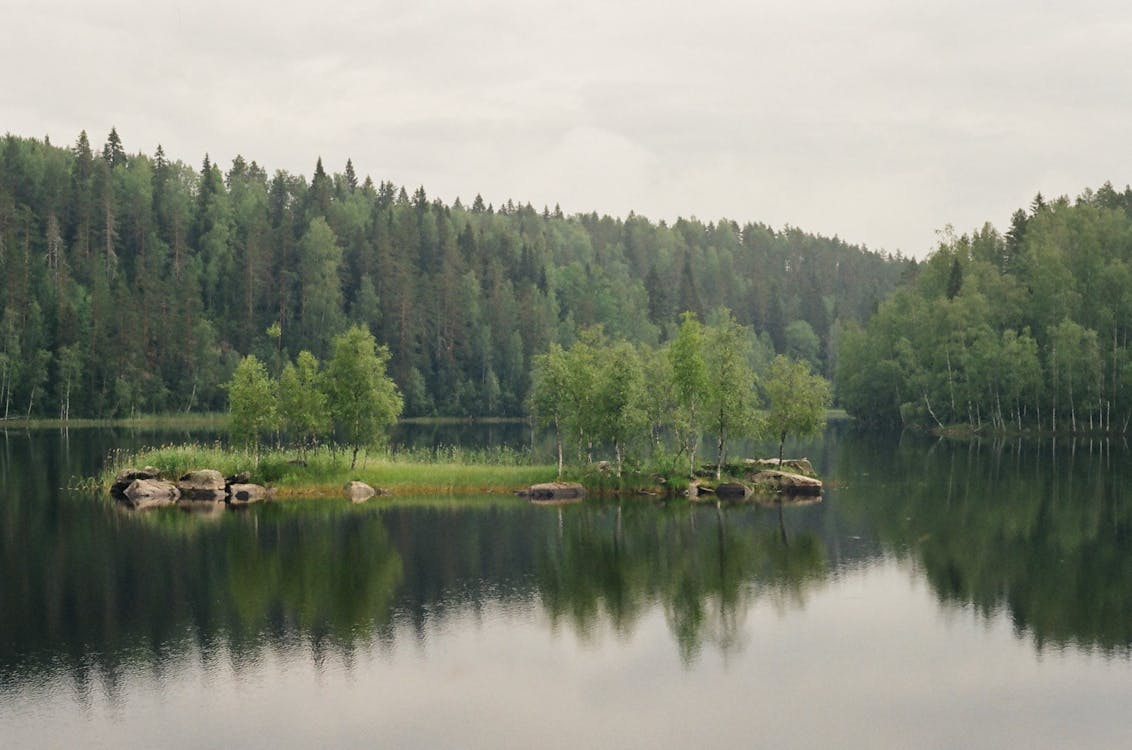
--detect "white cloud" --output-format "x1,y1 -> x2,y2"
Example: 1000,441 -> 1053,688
5,0 -> 1132,256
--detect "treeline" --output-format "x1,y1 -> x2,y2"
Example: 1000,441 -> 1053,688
0,129 -> 907,419
838,185 -> 1132,433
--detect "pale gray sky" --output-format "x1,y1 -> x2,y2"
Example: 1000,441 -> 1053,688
5,0 -> 1131,257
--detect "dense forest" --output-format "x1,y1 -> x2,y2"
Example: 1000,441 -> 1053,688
839,185 -> 1132,433
0,129 -> 907,419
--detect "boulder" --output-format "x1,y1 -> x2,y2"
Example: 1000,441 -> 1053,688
345,481 -> 376,503
179,469 -> 225,490
123,478 -> 179,509
747,469 -> 822,495
228,483 -> 270,505
178,469 -> 226,500
225,471 -> 251,486
111,466 -> 162,497
528,482 -> 586,503
745,457 -> 816,477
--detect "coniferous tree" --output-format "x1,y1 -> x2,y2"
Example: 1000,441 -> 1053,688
0,131 -> 909,420
102,127 -> 126,168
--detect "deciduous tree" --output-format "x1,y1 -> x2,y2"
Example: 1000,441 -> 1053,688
278,350 -> 329,455
764,355 -> 831,462
325,325 -> 403,469
227,354 -> 276,456
704,312 -> 761,479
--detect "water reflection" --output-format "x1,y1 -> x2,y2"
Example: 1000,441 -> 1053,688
536,501 -> 827,664
2,425 -> 1131,707
834,432 -> 1132,656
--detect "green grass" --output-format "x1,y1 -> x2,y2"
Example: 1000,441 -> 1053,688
100,442 -> 556,497
99,431 -> 830,501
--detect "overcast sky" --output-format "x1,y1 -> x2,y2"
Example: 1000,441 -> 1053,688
5,0 -> 1132,257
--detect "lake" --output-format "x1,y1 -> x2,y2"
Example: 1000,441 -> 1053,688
1,426 -> 1130,748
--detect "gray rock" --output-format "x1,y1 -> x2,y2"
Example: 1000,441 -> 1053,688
225,471 -> 251,486
745,457 -> 816,477
345,481 -> 376,503
111,466 -> 162,497
747,469 -> 823,495
528,482 -> 586,502
228,483 -> 270,505
691,482 -> 715,496
178,469 -> 226,499
123,478 -> 179,509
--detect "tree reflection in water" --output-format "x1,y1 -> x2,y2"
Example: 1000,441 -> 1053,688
4,425 -> 1132,706
534,499 -> 827,665
834,432 -> 1132,657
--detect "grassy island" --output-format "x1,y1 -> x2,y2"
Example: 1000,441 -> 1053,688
102,444 -> 556,497
100,442 -> 823,503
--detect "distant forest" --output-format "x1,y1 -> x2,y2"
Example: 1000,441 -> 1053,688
839,185 -> 1132,433
0,129 -> 908,419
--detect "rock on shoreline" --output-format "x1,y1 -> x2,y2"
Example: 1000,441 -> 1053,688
747,469 -> 823,495
122,478 -> 180,509
526,482 -> 586,503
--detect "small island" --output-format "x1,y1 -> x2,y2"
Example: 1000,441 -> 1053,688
104,448 -> 823,509
99,310 -> 828,509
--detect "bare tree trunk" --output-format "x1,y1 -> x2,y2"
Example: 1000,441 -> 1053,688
554,418 -> 563,480
688,425 -> 699,479
924,394 -> 944,430
1069,372 -> 1077,433
946,347 -> 957,418
715,416 -> 725,481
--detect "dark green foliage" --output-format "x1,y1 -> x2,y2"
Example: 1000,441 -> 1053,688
945,256 -> 962,299
0,131 -> 907,419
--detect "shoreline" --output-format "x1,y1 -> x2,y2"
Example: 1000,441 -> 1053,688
99,445 -> 824,504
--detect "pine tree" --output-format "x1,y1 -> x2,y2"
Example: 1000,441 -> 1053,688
344,158 -> 358,192
102,127 -> 126,168
946,256 -> 963,300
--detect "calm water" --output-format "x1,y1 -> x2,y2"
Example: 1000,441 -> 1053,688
1,427 -> 1130,749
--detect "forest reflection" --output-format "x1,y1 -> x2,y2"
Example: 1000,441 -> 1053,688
0,487 -> 829,697
536,501 -> 825,664
2,426 -> 1131,704
834,432 -> 1132,657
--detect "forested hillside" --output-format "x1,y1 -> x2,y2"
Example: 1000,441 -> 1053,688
839,186 -> 1132,433
0,130 -> 907,419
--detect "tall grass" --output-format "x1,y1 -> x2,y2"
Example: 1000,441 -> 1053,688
101,442 -> 556,496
